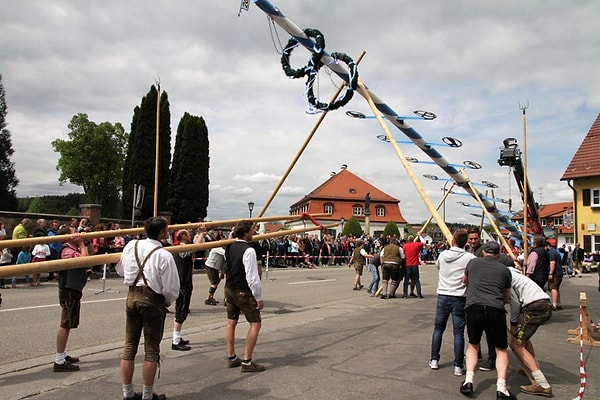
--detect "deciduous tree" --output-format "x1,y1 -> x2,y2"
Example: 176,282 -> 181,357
51,113 -> 127,217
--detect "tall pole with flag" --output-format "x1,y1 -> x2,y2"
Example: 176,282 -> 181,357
154,81 -> 161,217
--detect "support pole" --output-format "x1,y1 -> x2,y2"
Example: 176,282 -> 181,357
154,83 -> 161,217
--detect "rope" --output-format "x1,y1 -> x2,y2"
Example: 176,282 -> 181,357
573,302 -> 587,400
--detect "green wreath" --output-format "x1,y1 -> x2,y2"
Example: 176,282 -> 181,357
280,28 -> 325,79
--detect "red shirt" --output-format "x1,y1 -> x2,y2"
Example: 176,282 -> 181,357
402,241 -> 423,267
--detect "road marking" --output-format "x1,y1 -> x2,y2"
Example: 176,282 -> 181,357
0,297 -> 126,313
288,279 -> 337,285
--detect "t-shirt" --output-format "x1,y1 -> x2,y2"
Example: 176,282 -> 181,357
464,255 -> 512,311
403,241 -> 423,267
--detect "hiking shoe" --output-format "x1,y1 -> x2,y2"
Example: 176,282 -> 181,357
479,359 -> 495,371
205,298 -> 218,306
460,382 -> 474,395
65,355 -> 79,363
241,360 -> 265,372
227,356 -> 242,368
454,366 -> 465,376
520,383 -> 552,397
429,359 -> 439,370
53,361 -> 79,372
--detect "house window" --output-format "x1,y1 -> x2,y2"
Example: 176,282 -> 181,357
593,189 -> 600,207
352,205 -> 363,216
324,203 -> 333,214
540,219 -> 547,227
594,235 -> 600,252
553,217 -> 563,226
565,236 -> 574,245
376,206 -> 385,217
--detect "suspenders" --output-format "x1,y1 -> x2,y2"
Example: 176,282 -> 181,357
132,240 -> 163,287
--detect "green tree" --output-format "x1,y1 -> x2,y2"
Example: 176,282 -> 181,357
343,216 -> 363,237
26,197 -> 45,213
51,113 -> 128,217
383,221 -> 400,238
122,85 -> 172,219
0,74 -> 19,210
168,112 -> 209,223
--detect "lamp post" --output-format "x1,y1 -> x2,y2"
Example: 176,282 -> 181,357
248,201 -> 254,218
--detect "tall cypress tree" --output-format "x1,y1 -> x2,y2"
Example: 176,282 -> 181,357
121,85 -> 172,220
168,112 -> 210,223
0,74 -> 19,211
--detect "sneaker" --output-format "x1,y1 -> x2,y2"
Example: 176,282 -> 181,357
496,390 -> 517,400
53,361 -> 80,372
479,360 -> 495,371
429,359 -> 439,370
171,340 -> 191,351
65,355 -> 79,363
454,366 -> 465,376
227,356 -> 242,368
520,383 -> 552,397
241,360 -> 265,373
205,298 -> 218,306
459,381 -> 474,395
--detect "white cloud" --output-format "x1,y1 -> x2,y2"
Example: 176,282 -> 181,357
1,0 -> 598,224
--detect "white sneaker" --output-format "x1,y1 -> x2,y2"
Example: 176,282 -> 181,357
454,366 -> 465,376
429,360 -> 439,370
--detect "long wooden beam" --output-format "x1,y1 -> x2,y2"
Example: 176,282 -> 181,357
0,213 -> 331,250
0,222 -> 337,278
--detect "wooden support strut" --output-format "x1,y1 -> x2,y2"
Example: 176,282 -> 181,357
0,213 -> 331,251
0,222 -> 338,278
356,78 -> 452,243
567,292 -> 600,346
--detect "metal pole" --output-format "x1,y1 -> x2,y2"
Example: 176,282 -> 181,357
520,101 -> 529,265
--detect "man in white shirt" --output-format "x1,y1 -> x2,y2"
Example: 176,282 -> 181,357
116,217 -> 180,400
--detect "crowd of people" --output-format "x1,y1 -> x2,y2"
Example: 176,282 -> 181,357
1,216 -> 594,399
0,218 -> 130,288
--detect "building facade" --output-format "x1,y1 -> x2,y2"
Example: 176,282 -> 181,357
561,113 -> 600,252
287,167 -> 407,237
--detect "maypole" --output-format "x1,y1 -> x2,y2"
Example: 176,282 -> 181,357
250,0 -> 522,240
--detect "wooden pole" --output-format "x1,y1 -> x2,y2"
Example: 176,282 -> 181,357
0,222 -> 338,278
257,51 -> 367,218
461,170 -> 517,261
154,83 -> 161,217
356,78 -> 452,243
0,213 -> 331,250
421,182 -> 456,233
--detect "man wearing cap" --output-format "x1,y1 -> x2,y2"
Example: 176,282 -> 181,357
460,240 -> 515,400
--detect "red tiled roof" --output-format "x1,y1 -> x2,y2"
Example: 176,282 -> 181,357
561,113 -> 600,180
296,168 -> 399,203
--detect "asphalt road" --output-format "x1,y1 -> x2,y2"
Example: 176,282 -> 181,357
1,264 -> 600,400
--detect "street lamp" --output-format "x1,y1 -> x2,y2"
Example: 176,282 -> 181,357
248,202 -> 255,218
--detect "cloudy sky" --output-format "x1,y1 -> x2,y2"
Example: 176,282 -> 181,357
2,0 -> 598,224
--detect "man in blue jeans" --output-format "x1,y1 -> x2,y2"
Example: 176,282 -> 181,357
429,229 -> 476,376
